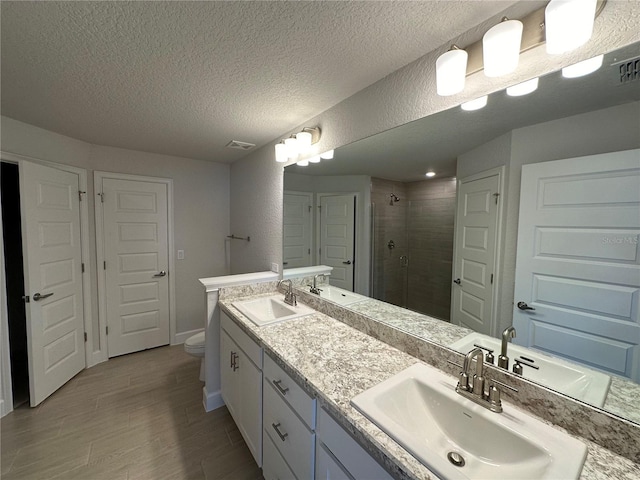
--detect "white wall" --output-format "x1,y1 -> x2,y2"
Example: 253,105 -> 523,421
457,101 -> 640,334
229,1 -> 640,276
284,173 -> 371,294
1,116 -> 230,355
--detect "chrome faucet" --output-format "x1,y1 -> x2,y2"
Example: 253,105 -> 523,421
309,274 -> 326,295
449,347 -> 518,413
498,326 -> 517,369
278,279 -> 297,306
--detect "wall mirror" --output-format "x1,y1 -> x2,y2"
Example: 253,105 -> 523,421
283,41 -> 640,423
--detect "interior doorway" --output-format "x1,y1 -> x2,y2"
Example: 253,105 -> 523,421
1,162 -> 29,408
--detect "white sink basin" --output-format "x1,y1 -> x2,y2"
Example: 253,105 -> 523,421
311,285 -> 366,306
351,363 -> 587,480
449,333 -> 611,407
232,295 -> 315,327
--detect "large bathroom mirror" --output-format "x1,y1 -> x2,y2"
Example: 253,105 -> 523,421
283,41 -> 640,423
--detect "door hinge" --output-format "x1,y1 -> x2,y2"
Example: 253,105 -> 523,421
491,273 -> 494,284
493,192 -> 500,205
82,263 -> 85,273
78,190 -> 86,201
84,332 -> 87,342
106,326 -> 109,335
97,192 -> 104,203
103,261 -> 106,270
22,295 -> 30,303
308,205 -> 312,212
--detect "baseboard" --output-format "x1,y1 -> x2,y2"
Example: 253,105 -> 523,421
203,386 -> 225,412
174,328 -> 204,345
0,399 -> 6,418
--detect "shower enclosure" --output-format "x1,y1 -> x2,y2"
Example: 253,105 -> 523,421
370,176 -> 456,321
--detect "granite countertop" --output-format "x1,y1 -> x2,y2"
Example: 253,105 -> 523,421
219,291 -> 640,480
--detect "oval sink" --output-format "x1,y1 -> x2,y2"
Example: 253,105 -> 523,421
351,363 -> 587,479
233,295 -> 315,327
312,285 -> 367,306
449,333 -> 611,407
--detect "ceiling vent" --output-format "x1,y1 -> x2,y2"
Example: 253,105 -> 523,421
226,140 -> 256,151
614,56 -> 639,85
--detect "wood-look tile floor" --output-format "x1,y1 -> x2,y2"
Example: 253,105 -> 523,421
1,345 -> 263,480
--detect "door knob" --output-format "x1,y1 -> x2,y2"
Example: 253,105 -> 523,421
517,301 -> 535,311
342,260 -> 352,265
33,292 -> 54,301
453,278 -> 461,285
153,270 -> 167,277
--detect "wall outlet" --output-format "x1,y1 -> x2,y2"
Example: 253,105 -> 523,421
271,262 -> 279,273
177,250 -> 185,260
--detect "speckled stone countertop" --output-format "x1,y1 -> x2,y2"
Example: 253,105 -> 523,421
218,290 -> 640,480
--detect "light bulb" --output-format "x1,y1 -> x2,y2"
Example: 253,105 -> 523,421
545,0 -> 597,54
436,48 -> 468,96
507,77 -> 539,96
274,143 -> 288,163
562,55 -> 603,78
461,96 -> 488,111
483,19 -> 523,77
320,150 -> 334,160
309,156 -> 321,163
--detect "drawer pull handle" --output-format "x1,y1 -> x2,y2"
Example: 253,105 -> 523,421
272,379 -> 289,395
272,422 -> 288,442
231,352 -> 239,371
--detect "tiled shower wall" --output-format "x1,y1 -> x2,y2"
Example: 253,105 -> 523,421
371,176 -> 456,321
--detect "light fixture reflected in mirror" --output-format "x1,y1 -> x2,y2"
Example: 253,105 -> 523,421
507,77 -> 539,96
436,46 -> 468,96
297,159 -> 309,166
461,95 -> 488,111
545,0 -> 598,54
309,155 -> 321,163
562,54 -> 604,78
425,171 -> 436,178
483,18 -> 523,77
320,150 -> 334,160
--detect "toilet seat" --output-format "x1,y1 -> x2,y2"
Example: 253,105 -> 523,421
184,331 -> 205,356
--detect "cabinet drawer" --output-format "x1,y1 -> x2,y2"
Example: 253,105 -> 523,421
263,431 -> 297,480
221,311 -> 262,368
264,379 -> 315,480
317,407 -> 392,480
264,354 -> 316,429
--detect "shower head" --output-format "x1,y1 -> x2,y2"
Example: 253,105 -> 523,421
389,193 -> 400,205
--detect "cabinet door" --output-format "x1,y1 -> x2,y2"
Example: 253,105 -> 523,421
238,348 -> 263,466
316,442 -> 353,480
220,329 -> 239,420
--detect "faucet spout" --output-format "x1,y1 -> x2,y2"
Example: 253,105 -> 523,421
498,326 -> 516,369
463,347 -> 485,396
310,274 -> 325,294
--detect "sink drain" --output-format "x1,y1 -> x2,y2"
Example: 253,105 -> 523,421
447,451 -> 466,467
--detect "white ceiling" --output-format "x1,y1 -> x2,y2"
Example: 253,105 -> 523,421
0,1 -> 522,163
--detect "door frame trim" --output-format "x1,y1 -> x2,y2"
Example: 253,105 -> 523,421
0,151 -> 95,415
451,166 -> 505,337
94,171 -> 176,356
283,190 -> 314,267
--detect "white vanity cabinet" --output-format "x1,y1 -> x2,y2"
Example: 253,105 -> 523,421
220,312 -> 263,466
262,354 -> 316,480
316,407 -> 393,480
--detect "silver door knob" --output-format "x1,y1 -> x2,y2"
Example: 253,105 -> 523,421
342,260 -> 352,265
517,301 -> 535,311
453,278 -> 461,285
33,292 -> 54,301
153,271 -> 167,277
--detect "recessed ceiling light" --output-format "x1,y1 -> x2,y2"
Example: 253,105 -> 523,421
507,77 -> 539,96
425,171 -> 436,177
461,96 -> 488,111
562,55 -> 603,78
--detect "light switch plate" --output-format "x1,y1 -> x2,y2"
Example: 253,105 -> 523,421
271,262 -> 279,273
177,250 -> 185,260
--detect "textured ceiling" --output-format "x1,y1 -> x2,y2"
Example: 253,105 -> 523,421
0,1 -> 520,163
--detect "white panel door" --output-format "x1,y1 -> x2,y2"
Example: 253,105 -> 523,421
283,192 -> 312,268
319,194 -> 355,291
101,178 -> 169,357
452,173 -> 500,336
20,161 -> 85,406
514,150 -> 640,381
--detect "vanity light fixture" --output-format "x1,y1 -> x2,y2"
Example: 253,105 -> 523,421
562,54 -> 603,78
461,96 -> 488,111
545,0 -> 598,55
320,149 -> 334,160
506,77 -> 539,96
274,126 -> 322,162
309,155 -> 321,163
425,171 -> 436,178
483,18 -> 523,77
436,46 -> 468,96
275,142 -> 288,163
297,159 -> 309,167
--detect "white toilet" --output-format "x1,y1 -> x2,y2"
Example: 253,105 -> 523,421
184,331 -> 205,381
